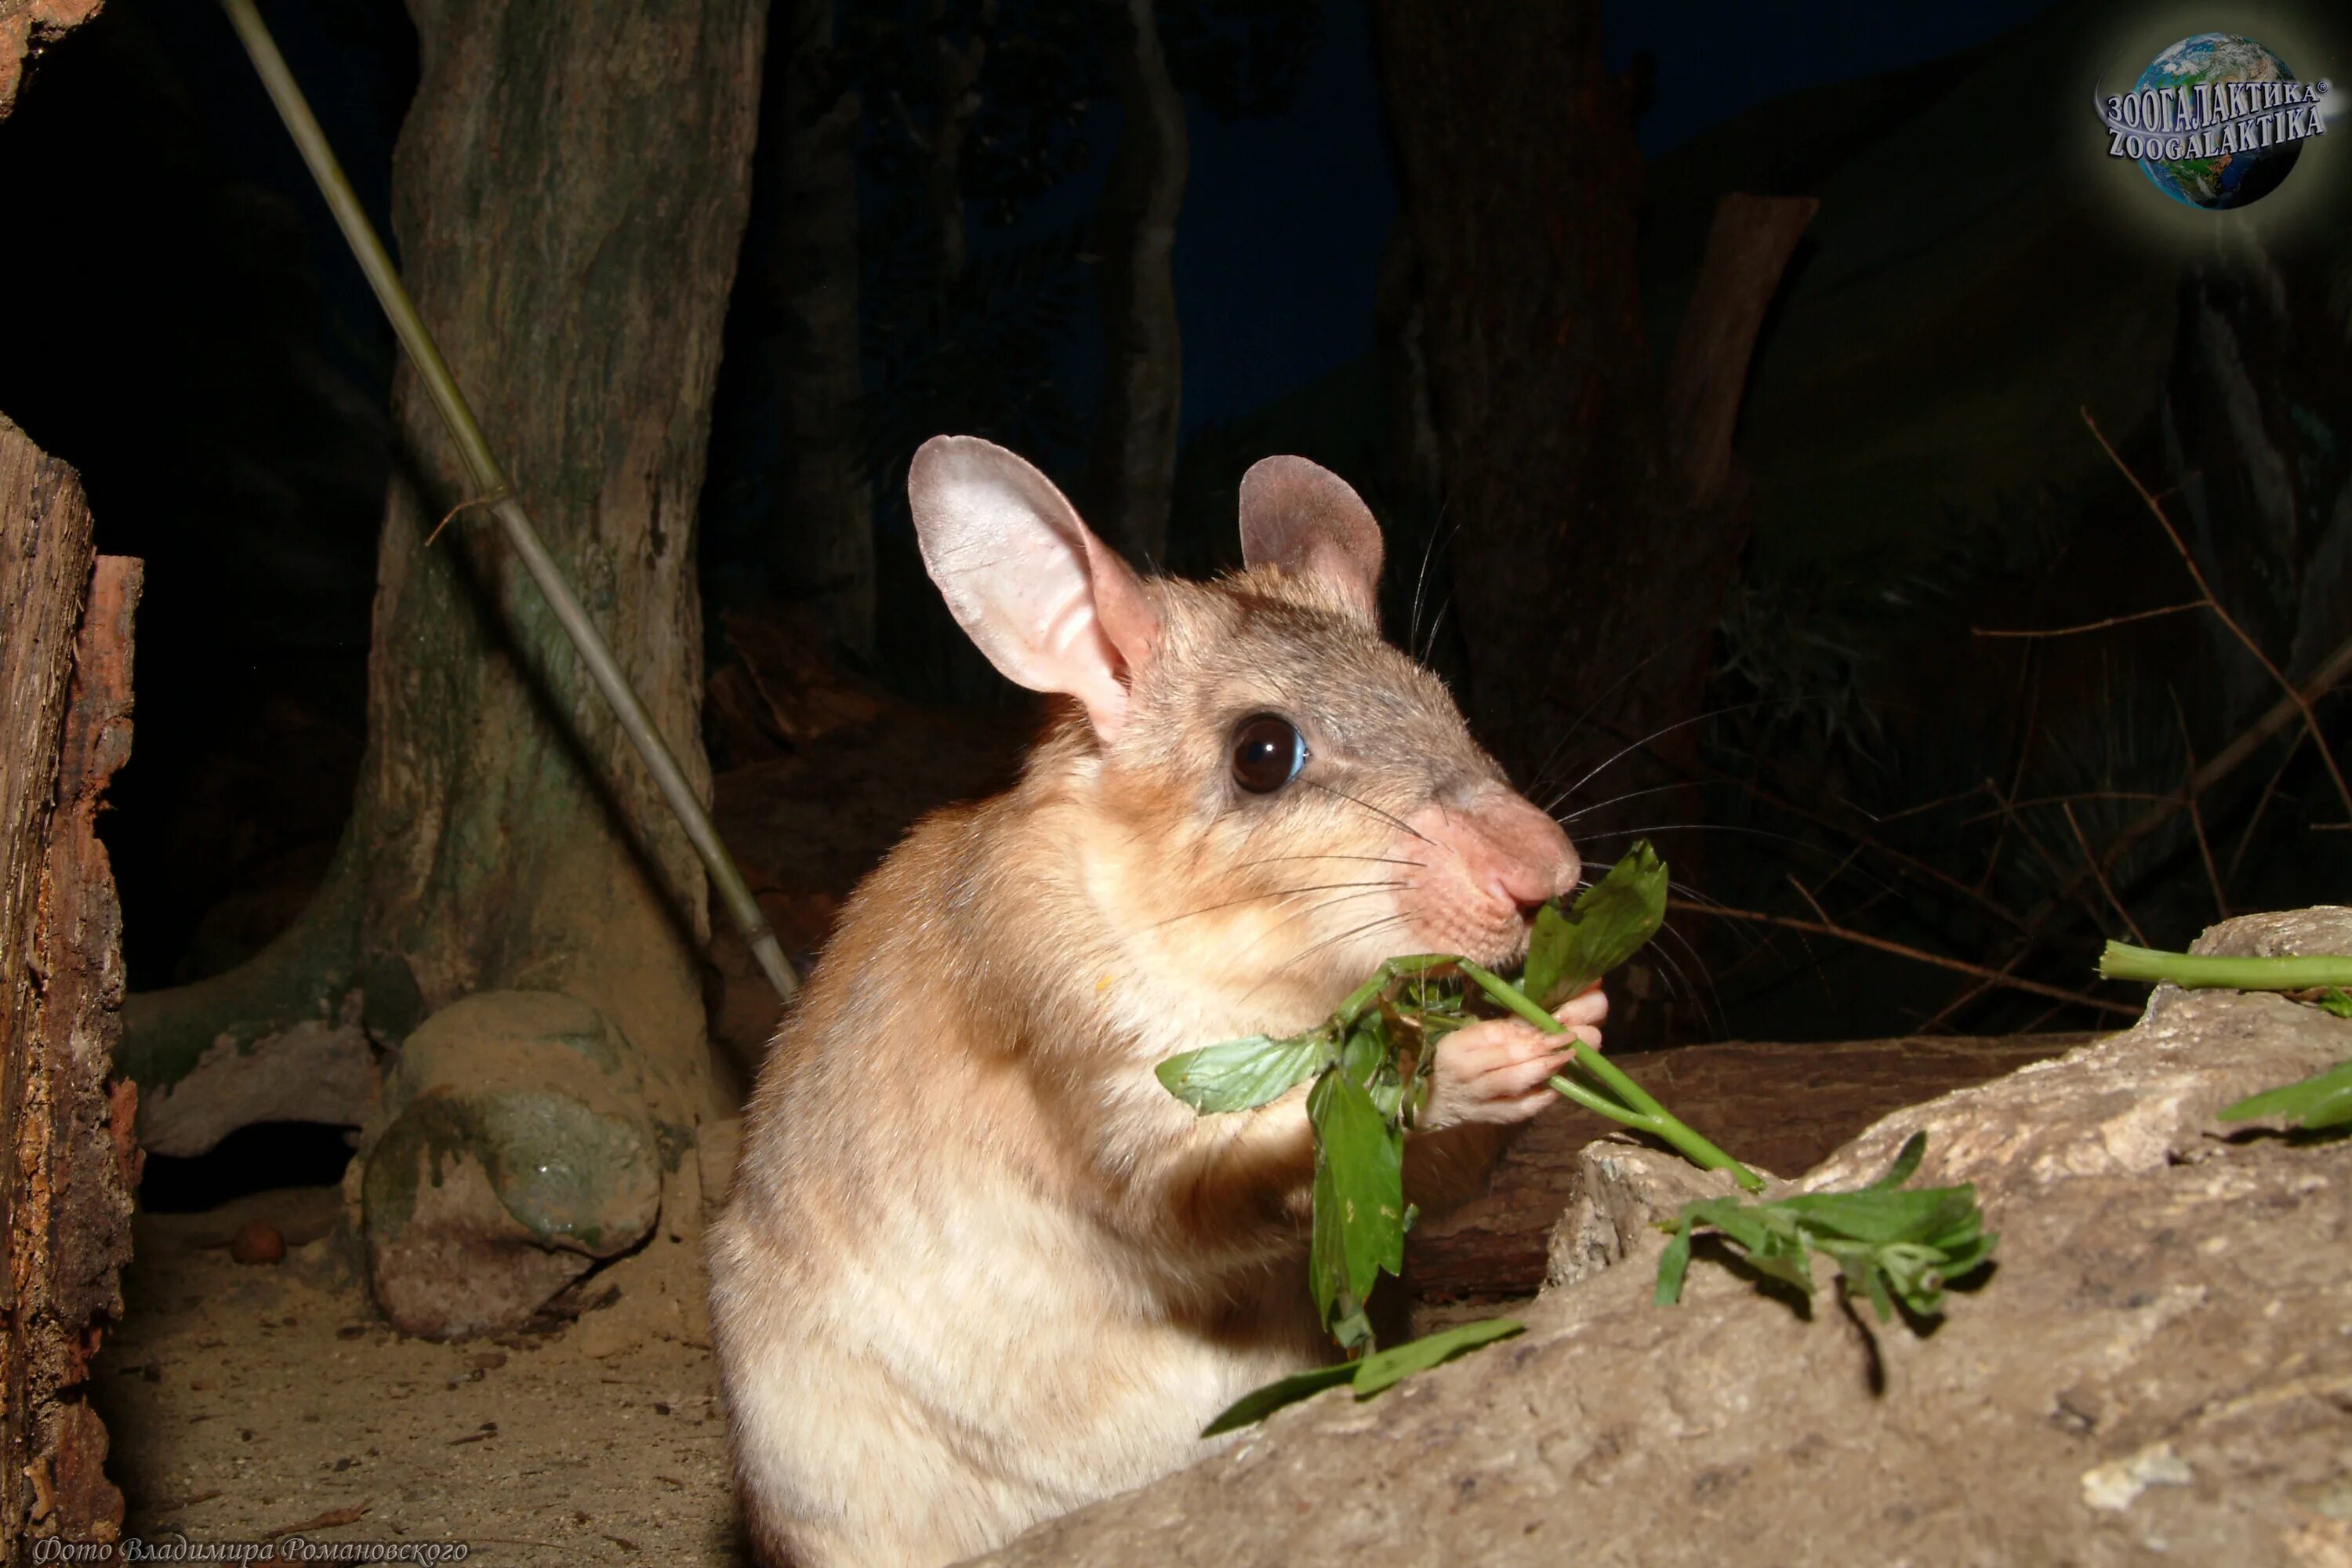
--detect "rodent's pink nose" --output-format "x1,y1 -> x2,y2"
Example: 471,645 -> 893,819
1417,786 -> 1580,920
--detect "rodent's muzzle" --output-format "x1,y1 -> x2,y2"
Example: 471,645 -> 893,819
1402,786 -> 1581,962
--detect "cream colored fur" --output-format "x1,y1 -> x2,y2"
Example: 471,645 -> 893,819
712,442 -> 1586,1567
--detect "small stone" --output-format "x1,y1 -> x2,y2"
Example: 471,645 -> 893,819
230,1221 -> 285,1265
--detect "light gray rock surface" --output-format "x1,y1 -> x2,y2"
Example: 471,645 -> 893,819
974,909 -> 2352,1567
355,989 -> 669,1338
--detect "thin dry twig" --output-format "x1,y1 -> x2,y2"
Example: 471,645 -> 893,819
1973,601 -> 2206,638
2226,728 -> 2306,886
1786,872 -> 1835,928
1983,775 -> 2079,891
1875,782 -> 1994,824
1958,789 -> 2172,829
1916,971 -> 2001,1034
2016,628 -> 2352,937
2169,691 -> 2227,920
2082,407 -> 2352,821
423,485 -> 513,546
1592,718 -> 2030,932
2063,801 -> 2149,946
1665,898 -> 2142,1018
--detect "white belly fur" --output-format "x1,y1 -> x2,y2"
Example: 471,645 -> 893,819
712,1163 -> 1321,1567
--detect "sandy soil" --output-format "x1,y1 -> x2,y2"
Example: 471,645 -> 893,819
93,1187 -> 742,1566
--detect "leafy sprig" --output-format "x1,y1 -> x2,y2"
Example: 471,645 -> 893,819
1654,1132 -> 1997,1323
1156,844 -> 1764,1428
1199,1318 -> 1525,1436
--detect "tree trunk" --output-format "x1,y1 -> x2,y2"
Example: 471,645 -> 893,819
1373,8 -> 1815,1043
122,1 -> 768,1156
1370,0 -> 1662,795
0,417 -> 139,1562
764,0 -> 875,657
1082,0 -> 1187,567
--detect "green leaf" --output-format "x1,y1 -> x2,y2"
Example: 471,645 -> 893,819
1308,1066 -> 1406,1330
1655,1218 -> 1694,1305
1199,1362 -> 1356,1436
1198,1319 -> 1527,1436
1864,1131 -> 1929,1190
2319,989 -> 2352,1020
1520,901 -> 1577,1014
1652,1136 -> 1996,1327
1525,842 -> 1669,1009
1156,1033 -> 1327,1113
2219,1060 -> 2352,1131
1348,1317 -> 1524,1396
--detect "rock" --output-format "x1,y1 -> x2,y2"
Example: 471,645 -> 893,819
355,990 -> 669,1339
974,909 -> 2352,1567
228,1221 -> 285,1265
1541,1139 -> 1759,1293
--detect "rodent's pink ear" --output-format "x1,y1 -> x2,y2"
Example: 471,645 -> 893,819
909,435 -> 1160,738
1237,456 -> 1385,626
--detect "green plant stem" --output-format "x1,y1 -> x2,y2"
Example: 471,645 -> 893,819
1455,961 -> 1764,1192
1336,954 -> 1454,1025
2099,942 -> 2352,992
220,0 -> 797,1004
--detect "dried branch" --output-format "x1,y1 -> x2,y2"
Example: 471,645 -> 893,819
1666,899 -> 2142,1018
2169,691 -> 2227,920
1972,601 -> 2206,639
2082,407 -> 2352,822
2063,801 -> 2148,946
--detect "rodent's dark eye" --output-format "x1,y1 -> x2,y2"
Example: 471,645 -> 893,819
1230,714 -> 1305,794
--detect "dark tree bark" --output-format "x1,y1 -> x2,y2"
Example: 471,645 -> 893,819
1371,0 -> 1663,793
1082,0 -> 1187,566
0,0 -> 103,119
916,0 -> 987,296
123,1 -> 769,1152
1374,6 -> 1814,1041
1,418 -> 139,1561
766,0 -> 876,656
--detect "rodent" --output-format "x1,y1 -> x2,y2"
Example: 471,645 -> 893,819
710,436 -> 1604,1568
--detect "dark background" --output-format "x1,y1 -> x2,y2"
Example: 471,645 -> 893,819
2,0 -> 2347,1078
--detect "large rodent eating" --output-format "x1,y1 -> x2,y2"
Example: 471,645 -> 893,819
710,435 -> 1604,1568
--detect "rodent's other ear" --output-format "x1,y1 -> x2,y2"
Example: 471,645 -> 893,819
1237,456 -> 1385,626
909,435 -> 1160,738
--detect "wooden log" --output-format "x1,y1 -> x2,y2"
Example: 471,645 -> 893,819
0,0 -> 105,120
1406,1031 -> 2097,1305
0,414 -> 140,1562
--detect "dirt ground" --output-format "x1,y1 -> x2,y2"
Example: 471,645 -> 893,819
92,1176 -> 1496,1566
94,1187 -> 742,1566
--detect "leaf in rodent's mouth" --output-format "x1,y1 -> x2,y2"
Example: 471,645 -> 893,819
1521,840 -> 1667,1011
1155,845 -> 1737,1359
1154,842 -> 1994,1437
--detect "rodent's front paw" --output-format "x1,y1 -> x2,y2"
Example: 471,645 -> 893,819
1419,987 -> 1606,1131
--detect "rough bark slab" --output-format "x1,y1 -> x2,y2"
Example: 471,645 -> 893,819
977,909 -> 2352,1567
1,415 -> 138,1560
1406,1030 -> 2093,1304
0,0 -> 102,120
